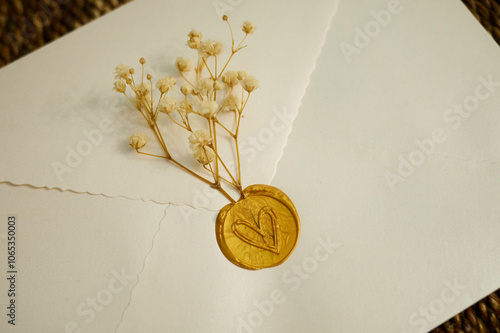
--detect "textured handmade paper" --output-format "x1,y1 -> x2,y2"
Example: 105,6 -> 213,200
1,0 -> 500,332
0,0 -> 337,209
117,0 -> 500,332
270,0 -> 500,332
0,184 -> 167,333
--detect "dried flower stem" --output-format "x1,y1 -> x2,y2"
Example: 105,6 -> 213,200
180,73 -> 194,87
135,150 -> 167,159
152,124 -> 170,157
217,21 -> 248,79
211,120 -> 220,185
202,58 -> 215,80
215,55 -> 218,80
215,120 -> 234,136
172,157 -> 236,203
234,136 -> 242,186
216,154 -> 239,186
167,112 -> 188,130
115,18 -> 257,204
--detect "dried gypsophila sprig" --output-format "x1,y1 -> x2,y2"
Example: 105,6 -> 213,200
113,16 -> 257,203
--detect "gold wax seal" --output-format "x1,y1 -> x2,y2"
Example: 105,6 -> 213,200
216,185 -> 300,270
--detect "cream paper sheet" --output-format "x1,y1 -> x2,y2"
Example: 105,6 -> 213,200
0,0 -> 337,209
117,0 -> 500,332
1,0 -> 500,332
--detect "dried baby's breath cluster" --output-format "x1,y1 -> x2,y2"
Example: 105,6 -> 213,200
113,17 -> 257,203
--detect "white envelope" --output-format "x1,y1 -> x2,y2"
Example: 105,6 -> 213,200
0,183 -> 168,332
1,0 -> 500,332
116,1 -> 500,333
0,0 -> 336,209
272,0 -> 500,332
0,0 -> 337,332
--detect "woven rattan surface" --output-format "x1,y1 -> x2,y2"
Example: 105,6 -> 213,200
0,1 -> 499,332
0,0 -> 132,67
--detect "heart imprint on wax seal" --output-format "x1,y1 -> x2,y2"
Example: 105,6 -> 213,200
216,184 -> 300,270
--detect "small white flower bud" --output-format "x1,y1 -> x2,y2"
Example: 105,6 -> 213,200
198,100 -> 219,118
222,70 -> 239,88
220,94 -> 239,113
241,74 -> 259,92
155,76 -> 176,94
213,80 -> 224,91
242,21 -> 255,34
214,41 -> 223,55
237,70 -> 248,80
158,97 -> 178,114
199,39 -> 223,58
129,133 -> 149,149
113,79 -> 126,93
193,146 -> 216,165
189,130 -> 212,151
187,37 -> 201,49
175,57 -> 193,72
188,29 -> 202,39
194,78 -> 214,95
135,83 -> 151,97
114,64 -> 130,79
181,84 -> 194,95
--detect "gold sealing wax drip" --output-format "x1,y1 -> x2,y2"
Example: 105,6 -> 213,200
216,184 -> 300,270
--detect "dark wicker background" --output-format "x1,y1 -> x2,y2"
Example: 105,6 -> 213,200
0,0 -> 132,67
0,0 -> 499,332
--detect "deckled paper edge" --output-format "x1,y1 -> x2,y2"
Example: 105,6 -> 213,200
268,0 -> 340,183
